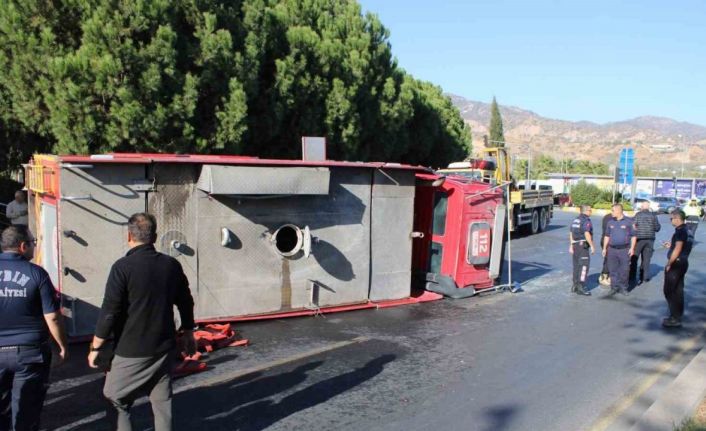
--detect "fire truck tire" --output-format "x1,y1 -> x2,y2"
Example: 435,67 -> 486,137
539,208 -> 548,232
530,209 -> 540,235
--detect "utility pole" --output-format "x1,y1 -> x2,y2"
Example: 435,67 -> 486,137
527,147 -> 532,190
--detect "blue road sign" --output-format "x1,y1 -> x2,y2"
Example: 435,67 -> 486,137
617,148 -> 634,185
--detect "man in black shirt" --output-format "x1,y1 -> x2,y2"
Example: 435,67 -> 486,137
661,210 -> 693,328
87,213 -> 196,431
0,226 -> 68,431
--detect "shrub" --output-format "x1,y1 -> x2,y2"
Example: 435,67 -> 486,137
570,180 -> 603,206
0,177 -> 23,204
592,200 -> 632,211
599,189 -> 615,202
593,201 -> 613,210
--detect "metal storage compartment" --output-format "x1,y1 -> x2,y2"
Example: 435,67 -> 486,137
26,154 -> 424,336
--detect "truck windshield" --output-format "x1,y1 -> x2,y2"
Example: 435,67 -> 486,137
441,170 -> 483,181
432,192 -> 448,236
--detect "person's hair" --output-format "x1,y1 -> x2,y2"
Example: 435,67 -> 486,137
580,204 -> 591,213
1,225 -> 32,251
612,203 -> 623,211
671,209 -> 686,222
127,213 -> 157,244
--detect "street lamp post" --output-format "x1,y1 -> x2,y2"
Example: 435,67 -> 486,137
672,171 -> 678,202
526,146 -> 532,190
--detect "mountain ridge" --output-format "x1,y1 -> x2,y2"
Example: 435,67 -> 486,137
450,94 -> 706,169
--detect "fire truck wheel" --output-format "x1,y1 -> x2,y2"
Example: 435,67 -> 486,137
538,208 -> 548,232
530,209 -> 540,235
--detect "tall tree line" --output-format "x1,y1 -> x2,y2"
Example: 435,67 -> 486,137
513,154 -> 609,180
0,0 -> 471,173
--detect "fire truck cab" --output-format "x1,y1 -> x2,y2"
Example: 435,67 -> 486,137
413,173 -> 506,297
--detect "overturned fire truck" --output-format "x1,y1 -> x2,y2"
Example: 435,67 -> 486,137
25,154 -> 505,337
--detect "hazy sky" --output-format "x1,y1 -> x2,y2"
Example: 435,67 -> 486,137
358,0 -> 706,126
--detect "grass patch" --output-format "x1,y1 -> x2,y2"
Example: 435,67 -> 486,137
675,418 -> 706,431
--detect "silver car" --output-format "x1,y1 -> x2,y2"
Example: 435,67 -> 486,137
651,196 -> 679,214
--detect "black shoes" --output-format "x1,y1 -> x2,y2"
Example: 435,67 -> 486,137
576,288 -> 591,296
662,317 -> 682,328
571,284 -> 591,296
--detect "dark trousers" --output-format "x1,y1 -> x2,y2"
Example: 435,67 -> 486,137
0,344 -> 51,431
572,244 -> 590,288
663,259 -> 689,319
607,247 -> 630,292
629,239 -> 654,281
103,350 -> 174,431
686,216 -> 699,238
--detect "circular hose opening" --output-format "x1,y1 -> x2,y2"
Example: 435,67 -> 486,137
273,224 -> 303,257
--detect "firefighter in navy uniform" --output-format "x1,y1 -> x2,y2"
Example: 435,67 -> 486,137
602,204 -> 637,295
0,226 -> 68,431
569,205 -> 595,296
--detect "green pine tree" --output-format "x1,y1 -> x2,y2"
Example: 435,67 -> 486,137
488,96 -> 505,147
0,0 -> 470,169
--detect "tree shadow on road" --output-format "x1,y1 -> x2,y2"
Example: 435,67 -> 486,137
68,353 -> 397,431
481,404 -> 523,431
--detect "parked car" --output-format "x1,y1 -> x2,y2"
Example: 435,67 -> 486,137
554,193 -> 572,207
650,196 -> 679,213
634,197 -> 659,213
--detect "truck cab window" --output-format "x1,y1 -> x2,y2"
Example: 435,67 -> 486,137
432,192 -> 448,236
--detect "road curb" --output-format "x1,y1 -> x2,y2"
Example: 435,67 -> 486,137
630,343 -> 706,431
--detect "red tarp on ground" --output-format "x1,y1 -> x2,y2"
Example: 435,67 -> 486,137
173,323 -> 249,377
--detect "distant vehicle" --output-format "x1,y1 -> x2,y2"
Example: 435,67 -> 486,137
554,193 -> 572,207
634,197 -> 660,213
651,196 -> 679,213
438,147 -> 553,234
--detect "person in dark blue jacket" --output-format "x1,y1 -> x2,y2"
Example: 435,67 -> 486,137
569,205 -> 595,296
0,225 -> 68,431
602,204 -> 637,295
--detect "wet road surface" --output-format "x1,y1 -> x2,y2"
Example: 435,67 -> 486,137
43,211 -> 706,431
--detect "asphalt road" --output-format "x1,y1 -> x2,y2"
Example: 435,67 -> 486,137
43,211 -> 706,431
